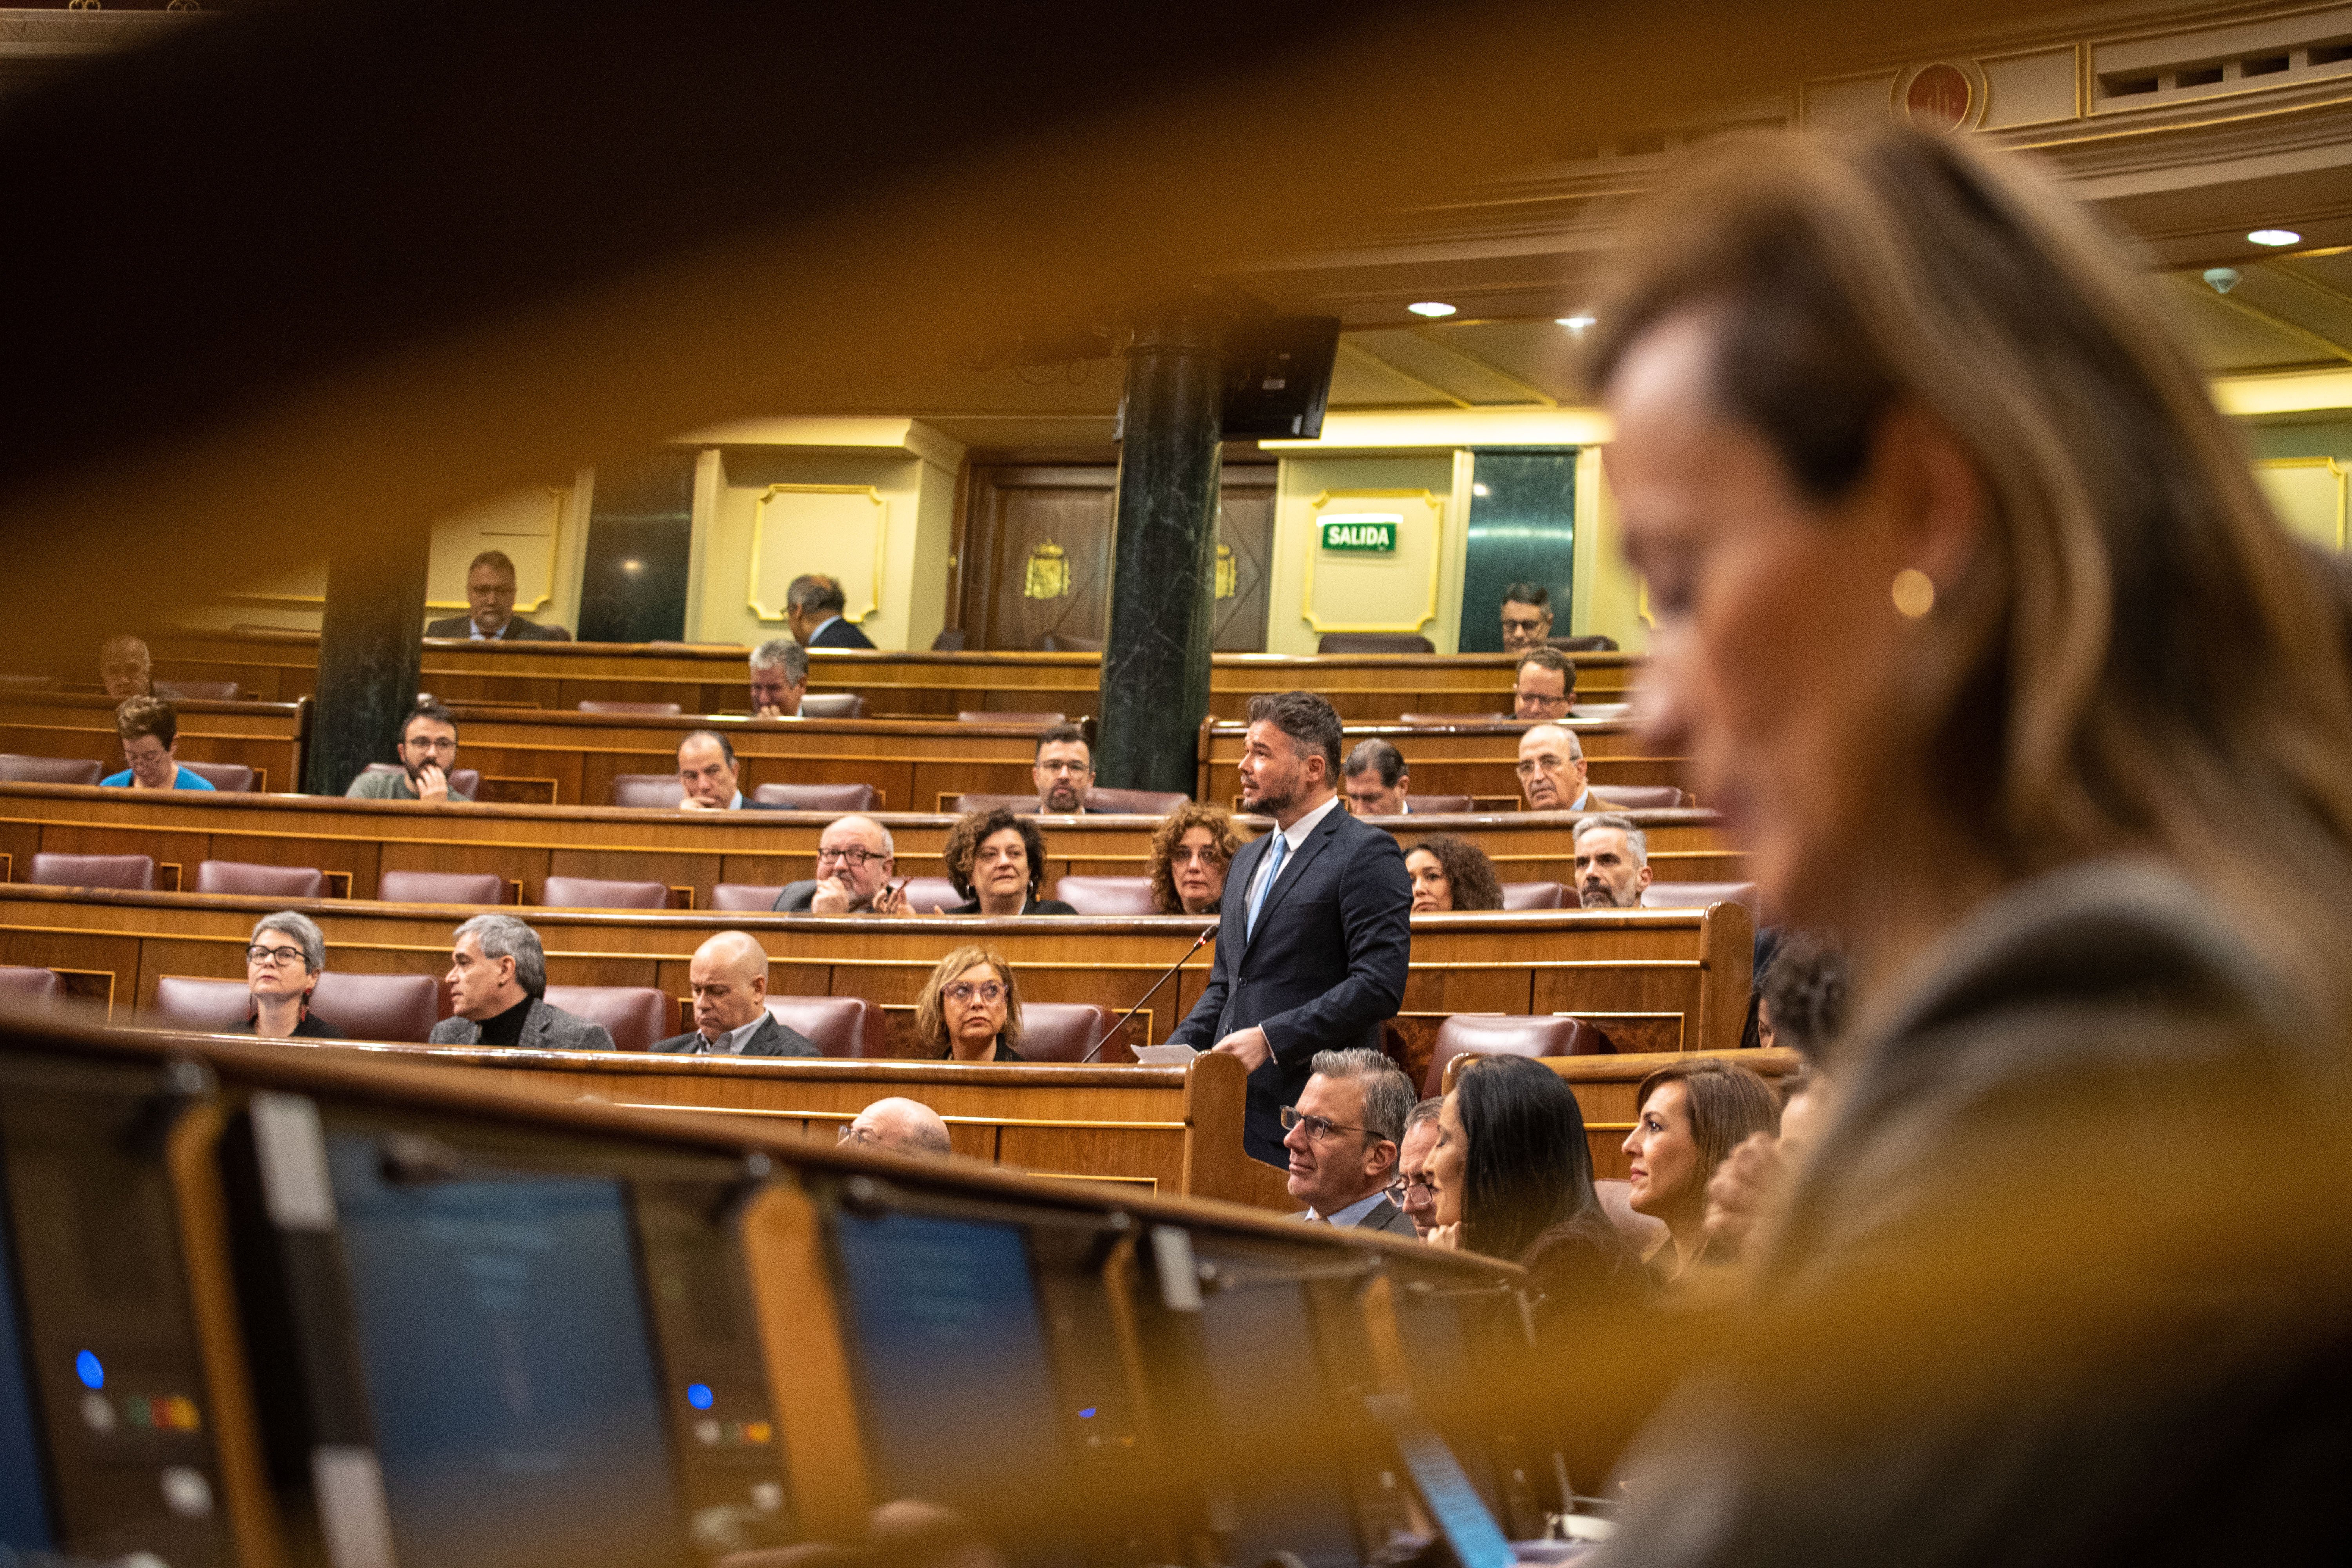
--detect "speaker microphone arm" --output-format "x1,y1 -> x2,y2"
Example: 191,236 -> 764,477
1080,923 -> 1216,1063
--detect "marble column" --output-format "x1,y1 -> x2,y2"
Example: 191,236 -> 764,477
305,524 -> 430,794
1097,315 -> 1226,795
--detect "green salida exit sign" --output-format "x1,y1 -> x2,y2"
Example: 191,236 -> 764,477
1320,515 -> 1399,553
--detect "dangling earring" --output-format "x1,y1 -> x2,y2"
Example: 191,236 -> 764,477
1892,568 -> 1936,619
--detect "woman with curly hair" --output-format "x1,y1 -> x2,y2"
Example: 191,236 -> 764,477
912,944 -> 1027,1062
1403,833 -> 1504,913
1146,801 -> 1247,915
941,807 -> 1076,916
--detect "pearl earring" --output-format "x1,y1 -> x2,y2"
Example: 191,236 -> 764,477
1892,568 -> 1936,619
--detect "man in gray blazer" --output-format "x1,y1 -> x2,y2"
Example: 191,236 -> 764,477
1281,1048 -> 1419,1234
1168,691 -> 1413,1164
652,932 -> 820,1057
428,914 -> 615,1050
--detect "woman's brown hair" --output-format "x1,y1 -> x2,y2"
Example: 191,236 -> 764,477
1633,1057 -> 1781,1208
1147,801 -> 1246,914
942,807 -> 1047,904
1589,126 -> 2352,1022
911,944 -> 1024,1057
1405,833 -> 1504,912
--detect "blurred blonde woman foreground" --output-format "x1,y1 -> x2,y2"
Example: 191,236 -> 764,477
1582,123 -> 2352,1563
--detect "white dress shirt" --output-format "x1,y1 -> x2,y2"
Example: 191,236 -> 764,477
1306,1189 -> 1392,1227
690,1016 -> 767,1055
1243,793 -> 1342,915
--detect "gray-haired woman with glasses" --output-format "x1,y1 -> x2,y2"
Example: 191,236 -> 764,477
912,944 -> 1026,1062
240,911 -> 345,1039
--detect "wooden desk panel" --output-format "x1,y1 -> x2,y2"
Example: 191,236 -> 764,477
0,692 -> 309,795
0,784 -> 1744,906
0,885 -> 1752,1054
135,628 -> 1642,723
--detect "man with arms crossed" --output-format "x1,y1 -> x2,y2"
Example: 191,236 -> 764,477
1282,1049 -> 1418,1233
1167,691 -> 1412,1165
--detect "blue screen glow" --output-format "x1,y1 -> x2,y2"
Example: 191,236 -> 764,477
685,1383 -> 713,1411
74,1350 -> 102,1391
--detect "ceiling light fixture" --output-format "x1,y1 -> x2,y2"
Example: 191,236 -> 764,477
1557,314 -> 1597,330
2247,228 -> 2301,247
1406,301 -> 1456,318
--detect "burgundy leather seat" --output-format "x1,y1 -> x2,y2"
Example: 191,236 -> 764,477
1053,876 -> 1159,915
750,782 -> 881,811
1399,712 -> 1509,726
1592,785 -> 1686,809
1422,1013 -> 1610,1096
1013,1002 -> 1118,1062
609,774 -> 687,809
796,693 -> 867,719
193,860 -> 328,899
377,870 -> 510,905
0,755 -> 103,785
359,763 -> 483,799
765,995 -> 884,1058
711,883 -> 789,912
148,976 -> 250,1033
1317,633 -> 1434,654
178,761 -> 258,792
901,877 -> 962,913
1400,794 -> 1474,813
542,985 -> 671,1053
577,700 -> 684,714
943,792 -> 1040,813
0,966 -> 63,1003
1550,634 -> 1619,652
1084,788 -> 1188,814
28,852 -> 156,890
1641,881 -> 1762,915
541,876 -> 670,909
154,679 -> 242,701
959,711 -> 1065,726
1500,882 -> 1568,910
309,972 -> 439,1042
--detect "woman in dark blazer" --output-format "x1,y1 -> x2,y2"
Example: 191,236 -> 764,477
940,807 -> 1076,916
1574,125 -> 2352,1562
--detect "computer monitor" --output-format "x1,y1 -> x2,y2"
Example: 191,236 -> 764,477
1193,1276 -> 1365,1568
1388,1289 -> 1505,1516
828,1208 -> 1078,1562
0,1051 -> 233,1566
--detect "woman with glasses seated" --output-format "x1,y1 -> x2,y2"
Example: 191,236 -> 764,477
914,944 -> 1028,1062
940,808 -> 1077,916
240,911 -> 345,1039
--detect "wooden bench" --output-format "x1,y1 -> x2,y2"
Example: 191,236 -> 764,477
0,691 -> 309,795
132,628 -> 1640,721
0,884 -> 1755,1058
0,782 -> 1746,906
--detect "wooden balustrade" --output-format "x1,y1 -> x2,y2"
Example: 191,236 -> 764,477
0,692 -> 309,794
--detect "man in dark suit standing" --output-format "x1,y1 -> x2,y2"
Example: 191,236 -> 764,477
785,573 -> 876,650
1168,690 -> 1413,1165
652,932 -> 820,1056
424,549 -> 572,640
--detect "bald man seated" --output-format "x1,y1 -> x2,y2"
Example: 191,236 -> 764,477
651,932 -> 821,1056
1517,722 -> 1638,813
839,1097 -> 952,1159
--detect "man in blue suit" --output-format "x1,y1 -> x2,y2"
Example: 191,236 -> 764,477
786,573 -> 877,650
1167,690 -> 1414,1165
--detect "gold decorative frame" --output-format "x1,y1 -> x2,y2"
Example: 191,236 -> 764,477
423,484 -> 567,612
1300,488 -> 1443,633
2254,456 -> 2348,550
748,483 -> 889,623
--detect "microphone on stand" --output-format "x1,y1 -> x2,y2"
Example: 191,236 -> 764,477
1080,923 -> 1216,1063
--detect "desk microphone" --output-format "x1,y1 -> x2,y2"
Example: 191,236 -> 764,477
1080,923 -> 1216,1063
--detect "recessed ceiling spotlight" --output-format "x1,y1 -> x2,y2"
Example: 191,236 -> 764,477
1557,314 -> 1597,330
1407,301 -> 1457,318
2247,228 -> 2301,247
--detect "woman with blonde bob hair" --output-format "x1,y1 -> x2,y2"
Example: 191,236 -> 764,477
1586,125 -> 2352,1559
911,944 -> 1026,1063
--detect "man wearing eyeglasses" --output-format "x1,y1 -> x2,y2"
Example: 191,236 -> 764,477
1032,724 -> 1095,814
1281,1049 -> 1417,1234
344,702 -> 472,802
1511,647 -> 1578,721
1392,1098 -> 1444,1239
771,814 -> 911,914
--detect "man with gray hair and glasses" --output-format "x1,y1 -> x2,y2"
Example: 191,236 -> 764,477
748,637 -> 808,719
428,914 -> 615,1050
1279,1047 -> 1418,1234
772,814 -> 911,914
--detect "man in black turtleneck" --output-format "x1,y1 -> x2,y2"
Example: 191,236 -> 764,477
426,914 -> 616,1051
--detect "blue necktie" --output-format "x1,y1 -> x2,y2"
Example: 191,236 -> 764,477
1246,831 -> 1289,942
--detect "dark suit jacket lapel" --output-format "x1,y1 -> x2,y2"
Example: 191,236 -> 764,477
521,998 -> 551,1047
1241,806 -> 1343,960
741,1016 -> 779,1056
